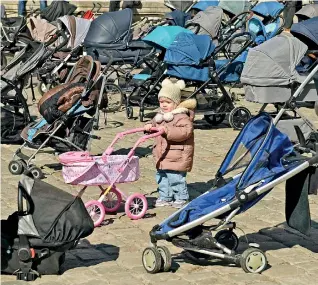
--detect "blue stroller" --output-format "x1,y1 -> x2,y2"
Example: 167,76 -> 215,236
141,110 -> 318,273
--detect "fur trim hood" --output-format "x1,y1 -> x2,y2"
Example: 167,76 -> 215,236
154,98 -> 197,123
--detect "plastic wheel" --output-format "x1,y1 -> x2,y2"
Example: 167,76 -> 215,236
204,114 -> 226,126
229,107 -> 251,130
103,83 -> 123,113
85,200 -> 106,227
157,246 -> 172,272
29,166 -> 44,179
215,229 -> 239,251
126,106 -> 133,119
37,82 -> 48,96
100,187 -> 122,213
8,160 -> 25,175
125,193 -> 148,220
142,247 -> 162,274
240,248 -> 267,273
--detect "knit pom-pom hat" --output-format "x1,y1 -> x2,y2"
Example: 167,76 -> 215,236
158,78 -> 186,105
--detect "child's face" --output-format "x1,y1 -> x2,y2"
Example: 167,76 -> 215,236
159,97 -> 177,113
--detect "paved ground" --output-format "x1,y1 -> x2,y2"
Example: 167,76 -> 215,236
1,89 -> 318,285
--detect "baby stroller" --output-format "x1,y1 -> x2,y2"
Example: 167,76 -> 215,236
59,127 -> 164,226
241,20 -> 318,142
141,110 -> 318,274
1,174 -> 94,281
295,4 -> 318,22
8,55 -> 108,179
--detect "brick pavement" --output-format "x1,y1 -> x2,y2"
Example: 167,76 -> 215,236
1,91 -> 318,285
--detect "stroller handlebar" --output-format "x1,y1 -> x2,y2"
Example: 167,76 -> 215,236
102,127 -> 164,161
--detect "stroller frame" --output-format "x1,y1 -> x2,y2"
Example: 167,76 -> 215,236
141,66 -> 318,274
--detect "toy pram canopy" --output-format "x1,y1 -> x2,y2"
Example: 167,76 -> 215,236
84,9 -> 132,48
40,0 -> 77,22
155,113 -> 295,234
17,174 -> 93,245
186,6 -> 223,43
164,0 -> 194,12
192,1 -> 219,11
218,0 -> 251,16
291,17 -> 318,50
251,1 -> 285,19
241,34 -> 308,87
143,26 -> 193,49
296,4 -> 318,21
58,15 -> 91,49
164,32 -> 215,81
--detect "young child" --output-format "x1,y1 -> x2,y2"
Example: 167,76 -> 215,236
144,78 -> 196,208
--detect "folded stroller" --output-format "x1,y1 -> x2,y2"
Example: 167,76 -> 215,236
141,111 -> 318,274
8,55 -> 106,179
241,21 -> 318,142
1,174 -> 94,281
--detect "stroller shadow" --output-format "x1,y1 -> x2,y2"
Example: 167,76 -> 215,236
187,180 -> 215,200
240,222 -> 318,254
60,239 -> 119,272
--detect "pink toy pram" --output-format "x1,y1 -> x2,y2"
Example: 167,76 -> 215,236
59,127 -> 163,227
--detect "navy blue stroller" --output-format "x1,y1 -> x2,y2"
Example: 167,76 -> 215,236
141,112 -> 318,274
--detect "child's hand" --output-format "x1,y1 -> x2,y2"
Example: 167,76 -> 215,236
144,124 -> 153,132
158,126 -> 166,134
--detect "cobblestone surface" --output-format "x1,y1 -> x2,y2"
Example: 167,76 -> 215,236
1,90 -> 318,285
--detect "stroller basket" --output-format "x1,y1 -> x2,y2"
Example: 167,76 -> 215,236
61,154 -> 140,185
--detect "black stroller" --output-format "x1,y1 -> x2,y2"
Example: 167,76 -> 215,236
1,174 -> 94,281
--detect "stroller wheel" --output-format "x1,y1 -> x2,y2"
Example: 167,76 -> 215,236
29,166 -> 44,179
157,246 -> 172,272
240,248 -> 267,273
215,230 -> 239,251
85,200 -> 106,227
142,247 -> 162,274
204,114 -> 226,126
125,193 -> 148,220
229,107 -> 251,130
126,106 -> 134,119
100,187 -> 122,213
8,160 -> 25,175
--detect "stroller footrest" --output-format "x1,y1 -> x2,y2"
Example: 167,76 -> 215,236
16,152 -> 31,162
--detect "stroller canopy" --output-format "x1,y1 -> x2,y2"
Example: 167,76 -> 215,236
164,32 -> 215,81
155,113 -> 295,234
296,4 -> 318,21
291,17 -> 318,50
143,26 -> 193,49
41,0 -> 77,22
241,34 -> 308,86
192,1 -> 219,11
251,1 -> 285,19
17,175 -> 93,245
218,0 -> 251,16
29,17 -> 57,43
186,6 -> 223,42
58,15 -> 91,49
84,9 -> 132,48
164,0 -> 194,12
165,10 -> 191,27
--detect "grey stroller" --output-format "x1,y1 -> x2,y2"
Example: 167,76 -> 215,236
241,30 -> 318,142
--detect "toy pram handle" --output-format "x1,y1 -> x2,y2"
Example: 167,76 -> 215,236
102,127 -> 164,161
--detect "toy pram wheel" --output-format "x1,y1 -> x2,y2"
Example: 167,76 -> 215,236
215,230 -> 239,251
240,248 -> 267,273
126,106 -> 133,119
142,247 -> 162,274
125,193 -> 148,220
204,114 -> 226,126
157,246 -> 172,272
85,200 -> 106,227
8,160 -> 25,175
229,107 -> 251,130
100,187 -> 122,213
30,166 -> 44,179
